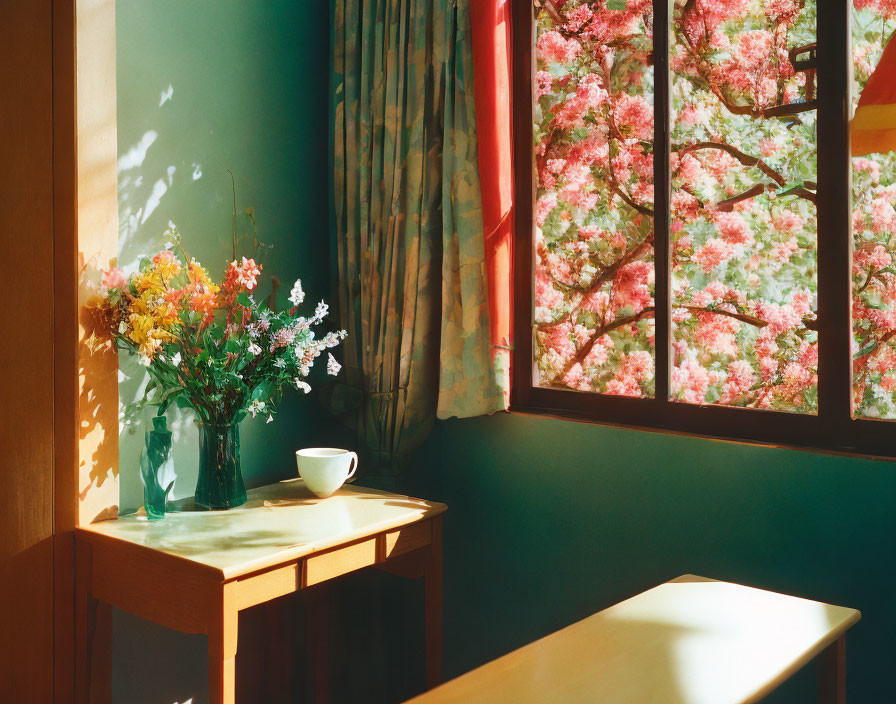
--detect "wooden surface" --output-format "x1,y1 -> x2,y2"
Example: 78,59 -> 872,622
78,481 -> 446,703
53,0 -> 79,698
0,2 -> 56,701
78,480 -> 446,579
407,575 -> 860,704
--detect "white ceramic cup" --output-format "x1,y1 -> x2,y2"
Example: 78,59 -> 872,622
295,448 -> 358,498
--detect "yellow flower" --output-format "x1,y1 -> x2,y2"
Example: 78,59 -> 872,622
134,270 -> 165,297
152,250 -> 182,281
127,313 -> 154,346
187,258 -> 219,293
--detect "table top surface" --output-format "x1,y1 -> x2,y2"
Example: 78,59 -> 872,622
77,479 -> 446,579
407,575 -> 860,704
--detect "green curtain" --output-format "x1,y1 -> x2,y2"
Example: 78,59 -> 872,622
331,0 -> 504,478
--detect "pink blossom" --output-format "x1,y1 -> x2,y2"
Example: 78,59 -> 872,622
720,359 -> 757,404
535,267 -> 564,310
535,193 -> 558,226
102,266 -> 127,290
713,211 -> 753,245
535,71 -> 554,100
613,93 -> 653,141
770,237 -> 799,262
537,30 -> 581,64
774,210 -> 804,233
613,260 -> 654,311
693,238 -> 735,273
672,357 -> 711,404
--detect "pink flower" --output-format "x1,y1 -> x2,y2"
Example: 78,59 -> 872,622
613,93 -> 654,141
537,31 -> 581,64
720,359 -> 757,404
713,211 -> 753,245
535,193 -> 558,227
613,260 -> 654,311
774,210 -> 805,233
535,71 -> 553,100
101,266 -> 127,290
672,357 -> 711,404
544,323 -> 576,358
693,238 -> 735,273
770,237 -> 799,262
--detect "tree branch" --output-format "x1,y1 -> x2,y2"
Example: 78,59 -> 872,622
537,235 -> 654,331
675,141 -> 817,205
553,307 -> 656,385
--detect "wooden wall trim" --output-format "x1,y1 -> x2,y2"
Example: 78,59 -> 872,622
54,0 -> 120,700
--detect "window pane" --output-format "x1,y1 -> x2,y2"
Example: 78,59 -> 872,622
670,0 -> 818,413
851,3 -> 896,419
532,1 -> 656,397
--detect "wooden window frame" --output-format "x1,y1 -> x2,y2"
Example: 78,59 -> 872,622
509,1 -> 896,459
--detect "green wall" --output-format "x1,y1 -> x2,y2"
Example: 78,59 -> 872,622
404,414 -> 896,703
116,0 -> 343,511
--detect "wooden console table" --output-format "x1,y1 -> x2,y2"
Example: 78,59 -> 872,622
75,479 -> 446,704
408,575 -> 860,704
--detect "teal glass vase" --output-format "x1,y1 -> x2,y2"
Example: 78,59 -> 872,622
139,415 -> 175,520
195,421 -> 247,510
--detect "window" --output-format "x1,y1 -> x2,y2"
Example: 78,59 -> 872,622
512,0 -> 896,457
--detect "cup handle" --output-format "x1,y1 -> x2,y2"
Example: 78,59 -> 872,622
346,452 -> 358,483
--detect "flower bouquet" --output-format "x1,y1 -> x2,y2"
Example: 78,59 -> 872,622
90,235 -> 346,509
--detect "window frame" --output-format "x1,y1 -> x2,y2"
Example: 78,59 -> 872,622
509,0 -> 896,458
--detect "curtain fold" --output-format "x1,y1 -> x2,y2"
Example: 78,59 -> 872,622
470,0 -> 514,406
332,0 -> 505,477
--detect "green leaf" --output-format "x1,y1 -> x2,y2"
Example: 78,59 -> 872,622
236,292 -> 252,308
607,0 -> 627,11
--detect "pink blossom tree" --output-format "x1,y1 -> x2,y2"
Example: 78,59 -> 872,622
534,0 -> 896,417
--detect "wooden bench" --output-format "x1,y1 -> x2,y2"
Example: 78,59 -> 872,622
407,575 -> 860,704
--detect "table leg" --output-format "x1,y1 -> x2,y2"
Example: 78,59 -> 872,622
75,541 -> 93,704
819,635 -> 846,704
424,516 -> 444,689
307,585 -> 330,704
209,582 -> 239,704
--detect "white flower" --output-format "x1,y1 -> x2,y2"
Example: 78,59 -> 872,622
138,355 -> 152,367
171,352 -> 182,367
288,279 -> 305,307
327,353 -> 341,376
295,379 -> 311,394
266,414 -> 274,424
273,357 -> 286,369
118,320 -> 127,334
247,399 -> 266,418
314,301 -> 329,320
248,343 -> 262,356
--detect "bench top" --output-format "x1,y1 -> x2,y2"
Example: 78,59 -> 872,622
407,575 -> 860,704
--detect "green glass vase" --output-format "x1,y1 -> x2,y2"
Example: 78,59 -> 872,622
195,421 -> 247,510
140,415 -> 175,520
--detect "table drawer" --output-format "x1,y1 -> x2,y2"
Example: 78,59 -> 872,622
304,537 -> 378,586
383,521 -> 432,559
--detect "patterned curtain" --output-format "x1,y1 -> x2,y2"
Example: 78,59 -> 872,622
331,0 -> 506,478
